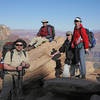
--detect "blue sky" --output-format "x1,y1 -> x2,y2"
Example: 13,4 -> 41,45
0,0 -> 100,31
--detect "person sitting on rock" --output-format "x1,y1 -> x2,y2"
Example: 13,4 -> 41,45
26,20 -> 55,51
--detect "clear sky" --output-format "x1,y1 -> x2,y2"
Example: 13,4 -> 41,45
0,0 -> 100,31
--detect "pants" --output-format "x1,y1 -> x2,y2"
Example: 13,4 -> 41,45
62,64 -> 70,77
0,73 -> 18,100
70,64 -> 80,76
29,37 -> 49,47
79,47 -> 86,76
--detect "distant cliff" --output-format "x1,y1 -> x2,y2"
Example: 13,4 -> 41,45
0,25 -> 11,40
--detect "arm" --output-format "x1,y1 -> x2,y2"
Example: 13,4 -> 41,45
4,64 -> 16,71
51,40 -> 66,57
59,40 -> 66,53
4,64 -> 23,71
81,28 -> 89,49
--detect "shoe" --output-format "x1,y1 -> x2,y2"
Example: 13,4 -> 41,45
80,75 -> 86,79
75,74 -> 80,78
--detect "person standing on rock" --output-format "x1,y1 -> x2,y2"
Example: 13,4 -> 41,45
0,39 -> 30,100
72,17 -> 89,79
26,20 -> 55,51
52,31 -> 74,77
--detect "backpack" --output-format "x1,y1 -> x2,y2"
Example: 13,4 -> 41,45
2,42 -> 14,60
79,28 -> 96,48
47,25 -> 55,39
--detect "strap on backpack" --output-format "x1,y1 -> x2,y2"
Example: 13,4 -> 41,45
10,50 -> 14,62
10,50 -> 26,62
79,27 -> 83,38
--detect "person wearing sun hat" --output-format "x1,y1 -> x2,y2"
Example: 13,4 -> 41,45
26,20 -> 55,51
0,38 -> 30,100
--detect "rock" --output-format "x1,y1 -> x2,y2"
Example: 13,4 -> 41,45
90,94 -> 100,100
36,92 -> 69,100
44,78 -> 100,96
23,37 -> 65,85
0,25 -> 11,40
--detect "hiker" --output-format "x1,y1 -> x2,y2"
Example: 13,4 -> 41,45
52,31 -> 74,77
26,20 -> 55,51
0,39 -> 30,100
72,17 -> 89,79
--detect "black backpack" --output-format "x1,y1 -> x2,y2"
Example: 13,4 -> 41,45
79,28 -> 96,49
47,25 -> 55,39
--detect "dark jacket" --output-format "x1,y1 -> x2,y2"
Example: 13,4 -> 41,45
59,39 -> 74,65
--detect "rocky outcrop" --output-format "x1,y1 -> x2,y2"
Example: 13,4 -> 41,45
44,78 -> 100,96
90,94 -> 100,100
23,37 -> 65,84
0,36 -> 100,100
0,25 -> 11,40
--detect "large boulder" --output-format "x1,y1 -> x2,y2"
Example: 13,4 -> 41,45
23,37 -> 65,84
44,78 -> 100,96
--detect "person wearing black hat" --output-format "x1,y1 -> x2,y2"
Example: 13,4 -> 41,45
0,39 -> 30,100
26,20 -> 55,51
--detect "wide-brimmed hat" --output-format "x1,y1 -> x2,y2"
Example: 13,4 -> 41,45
41,20 -> 48,23
74,17 -> 82,22
13,39 -> 27,48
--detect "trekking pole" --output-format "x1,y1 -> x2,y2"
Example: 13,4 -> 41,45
9,74 -> 18,100
17,67 -> 26,100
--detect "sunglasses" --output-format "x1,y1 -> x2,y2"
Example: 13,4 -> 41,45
16,44 -> 23,46
66,34 -> 71,36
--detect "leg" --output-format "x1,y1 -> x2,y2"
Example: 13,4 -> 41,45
70,64 -> 75,76
34,37 -> 49,47
79,47 -> 86,78
29,37 -> 39,46
0,74 -> 13,100
62,64 -> 70,77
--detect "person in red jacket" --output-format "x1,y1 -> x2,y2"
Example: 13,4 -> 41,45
26,20 -> 55,51
72,17 -> 89,79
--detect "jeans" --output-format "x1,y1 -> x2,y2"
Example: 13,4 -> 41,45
79,47 -> 86,76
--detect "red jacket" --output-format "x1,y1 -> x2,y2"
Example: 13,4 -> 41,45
38,26 -> 48,36
72,24 -> 89,49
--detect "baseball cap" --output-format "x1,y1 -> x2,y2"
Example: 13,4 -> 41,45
74,17 -> 82,22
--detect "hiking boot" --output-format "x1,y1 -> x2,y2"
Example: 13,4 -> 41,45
80,75 -> 86,79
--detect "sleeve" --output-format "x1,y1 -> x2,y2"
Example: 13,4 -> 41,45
59,41 -> 66,53
81,28 -> 89,49
4,51 -> 11,65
